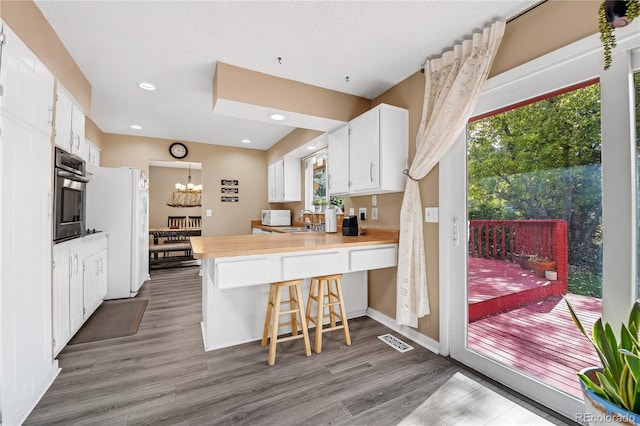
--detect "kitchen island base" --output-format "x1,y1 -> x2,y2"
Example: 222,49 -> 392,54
200,270 -> 367,351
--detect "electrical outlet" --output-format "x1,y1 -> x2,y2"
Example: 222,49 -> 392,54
349,208 -> 355,216
371,207 -> 378,220
424,207 -> 438,223
359,207 -> 367,221
206,209 -> 212,217
371,195 -> 377,206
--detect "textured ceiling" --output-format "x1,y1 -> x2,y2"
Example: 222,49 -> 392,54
35,0 -> 541,150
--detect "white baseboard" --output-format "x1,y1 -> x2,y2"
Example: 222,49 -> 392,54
366,308 -> 441,355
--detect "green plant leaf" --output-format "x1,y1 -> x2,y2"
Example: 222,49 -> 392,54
593,319 -> 622,377
628,300 -> 640,337
578,372 -> 607,399
597,370 -> 625,408
622,348 -> 640,386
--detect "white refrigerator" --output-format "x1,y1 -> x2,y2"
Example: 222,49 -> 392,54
86,167 -> 150,299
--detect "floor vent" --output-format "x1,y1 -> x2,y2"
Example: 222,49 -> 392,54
377,333 -> 414,353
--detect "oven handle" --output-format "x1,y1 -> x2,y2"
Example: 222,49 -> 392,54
56,169 -> 89,183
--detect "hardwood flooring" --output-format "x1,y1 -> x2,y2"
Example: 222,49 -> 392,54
26,266 -> 573,425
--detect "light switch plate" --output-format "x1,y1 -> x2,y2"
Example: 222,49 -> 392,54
371,195 -> 377,206
371,207 -> 378,220
424,207 -> 438,222
206,209 -> 212,217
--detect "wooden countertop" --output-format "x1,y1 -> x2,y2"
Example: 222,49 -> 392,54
190,227 -> 399,260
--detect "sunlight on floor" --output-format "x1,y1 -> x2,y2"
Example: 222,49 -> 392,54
397,372 -> 560,425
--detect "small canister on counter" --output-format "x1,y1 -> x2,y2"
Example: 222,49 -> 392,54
325,206 -> 337,233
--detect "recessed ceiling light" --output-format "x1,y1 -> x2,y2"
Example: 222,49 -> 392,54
138,82 -> 156,91
130,124 -> 143,130
307,146 -> 317,150
241,139 -> 251,144
269,113 -> 286,121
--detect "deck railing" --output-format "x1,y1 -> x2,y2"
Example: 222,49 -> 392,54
468,219 -> 569,321
468,219 -> 568,283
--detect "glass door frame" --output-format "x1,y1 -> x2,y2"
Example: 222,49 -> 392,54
439,23 -> 639,420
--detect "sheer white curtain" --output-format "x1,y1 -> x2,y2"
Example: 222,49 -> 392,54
396,21 -> 506,327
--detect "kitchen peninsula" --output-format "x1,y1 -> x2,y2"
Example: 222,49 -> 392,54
190,229 -> 398,351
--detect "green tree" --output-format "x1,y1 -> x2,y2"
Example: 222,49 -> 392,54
467,83 -> 602,271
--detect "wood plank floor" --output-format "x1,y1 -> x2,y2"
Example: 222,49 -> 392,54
468,292 -> 601,399
26,266 -> 573,425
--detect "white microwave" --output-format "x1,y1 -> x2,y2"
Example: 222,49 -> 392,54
261,210 -> 291,226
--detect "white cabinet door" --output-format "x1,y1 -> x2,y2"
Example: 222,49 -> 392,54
274,158 -> 285,201
97,249 -> 108,301
0,22 -> 56,425
327,124 -> 350,195
54,85 -> 86,159
83,252 -> 99,319
52,246 -> 71,356
54,86 -> 73,151
86,140 -> 101,169
69,245 -> 84,334
71,103 -> 86,159
349,107 -> 380,193
267,157 -> 301,202
267,162 -> 277,202
0,24 -> 54,134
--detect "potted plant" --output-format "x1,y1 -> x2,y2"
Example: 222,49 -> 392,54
516,252 -> 536,270
529,256 -> 556,278
599,0 -> 639,70
566,298 -> 640,424
312,198 -> 329,213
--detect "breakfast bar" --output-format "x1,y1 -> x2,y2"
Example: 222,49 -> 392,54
190,230 -> 399,351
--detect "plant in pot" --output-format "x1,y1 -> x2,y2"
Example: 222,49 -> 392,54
515,251 -> 535,270
312,198 -> 329,213
599,0 -> 639,70
529,256 -> 556,278
566,298 -> 640,424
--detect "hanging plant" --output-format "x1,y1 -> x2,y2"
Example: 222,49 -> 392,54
599,0 -> 639,70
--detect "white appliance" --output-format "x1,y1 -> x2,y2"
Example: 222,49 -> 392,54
325,206 -> 337,233
86,167 -> 150,299
261,210 -> 291,226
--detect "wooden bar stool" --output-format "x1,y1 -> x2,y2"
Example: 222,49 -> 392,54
305,273 -> 351,353
261,279 -> 311,365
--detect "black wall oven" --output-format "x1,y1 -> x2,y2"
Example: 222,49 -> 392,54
53,147 -> 88,242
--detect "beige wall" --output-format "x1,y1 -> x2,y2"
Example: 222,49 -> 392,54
215,62 -> 371,123
490,0 -> 599,77
85,117 -> 105,150
149,166 -> 203,229
101,134 -> 269,236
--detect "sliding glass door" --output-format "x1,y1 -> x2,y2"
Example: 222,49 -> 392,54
442,32 -> 639,420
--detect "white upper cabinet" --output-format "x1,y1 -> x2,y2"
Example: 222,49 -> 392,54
327,103 -> 408,196
267,156 -> 301,203
327,124 -> 350,195
0,23 -> 54,135
55,84 -> 87,159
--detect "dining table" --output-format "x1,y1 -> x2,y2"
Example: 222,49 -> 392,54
148,227 -> 202,244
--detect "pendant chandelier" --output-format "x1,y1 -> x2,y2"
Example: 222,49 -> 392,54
166,163 -> 202,207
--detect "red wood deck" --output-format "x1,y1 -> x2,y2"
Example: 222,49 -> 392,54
468,257 -> 568,322
467,257 -> 601,398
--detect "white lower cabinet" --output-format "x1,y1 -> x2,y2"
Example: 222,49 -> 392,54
83,242 -> 108,318
52,233 -> 108,356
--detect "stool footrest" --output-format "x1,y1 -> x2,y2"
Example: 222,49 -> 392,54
276,334 -> 306,343
262,279 -> 311,365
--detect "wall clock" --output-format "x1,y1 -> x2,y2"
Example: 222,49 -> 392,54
169,142 -> 188,159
